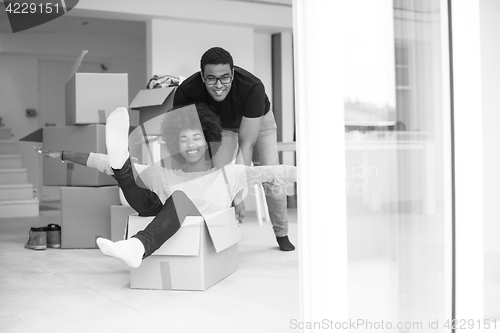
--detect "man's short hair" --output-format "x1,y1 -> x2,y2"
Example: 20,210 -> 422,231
200,47 -> 234,74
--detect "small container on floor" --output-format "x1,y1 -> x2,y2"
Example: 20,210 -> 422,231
46,224 -> 61,249
25,227 -> 48,250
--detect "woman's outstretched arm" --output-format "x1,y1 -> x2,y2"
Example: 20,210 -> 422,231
35,147 -> 90,166
35,147 -> 114,175
35,148 -> 145,175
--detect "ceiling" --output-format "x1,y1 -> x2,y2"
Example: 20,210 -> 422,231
223,0 -> 292,5
0,0 -> 291,36
0,10 -> 146,37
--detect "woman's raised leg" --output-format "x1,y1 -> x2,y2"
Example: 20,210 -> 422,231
106,107 -> 163,216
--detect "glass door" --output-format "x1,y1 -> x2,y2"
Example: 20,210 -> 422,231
344,1 -> 451,330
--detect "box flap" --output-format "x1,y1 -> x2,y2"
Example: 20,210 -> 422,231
204,208 -> 242,253
68,50 -> 88,81
19,128 -> 43,142
127,214 -> 202,256
129,88 -> 175,109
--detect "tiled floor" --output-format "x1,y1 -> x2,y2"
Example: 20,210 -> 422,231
0,208 -> 299,333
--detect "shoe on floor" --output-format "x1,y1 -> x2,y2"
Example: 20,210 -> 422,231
46,223 -> 61,249
276,235 -> 295,251
25,226 -> 48,250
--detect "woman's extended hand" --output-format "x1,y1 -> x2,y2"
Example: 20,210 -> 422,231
34,146 -> 62,160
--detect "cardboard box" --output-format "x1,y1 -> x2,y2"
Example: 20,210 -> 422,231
43,124 -> 117,186
60,186 -> 120,249
129,87 -> 176,124
65,73 -> 130,125
111,205 -> 137,241
65,50 -> 137,125
126,208 -> 241,291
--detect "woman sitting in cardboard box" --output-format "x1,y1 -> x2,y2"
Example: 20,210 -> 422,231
37,103 -> 296,268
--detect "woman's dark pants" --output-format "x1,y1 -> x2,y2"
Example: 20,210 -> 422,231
112,158 -> 201,258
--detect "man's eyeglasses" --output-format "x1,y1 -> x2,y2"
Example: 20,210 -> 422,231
204,75 -> 233,86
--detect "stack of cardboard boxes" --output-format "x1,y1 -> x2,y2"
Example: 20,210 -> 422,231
43,52 -> 136,249
21,52 -> 178,249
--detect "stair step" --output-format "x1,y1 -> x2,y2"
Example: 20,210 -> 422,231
0,139 -> 18,154
0,168 -> 28,185
0,198 -> 39,218
0,127 -> 12,140
0,184 -> 34,201
0,154 -> 22,168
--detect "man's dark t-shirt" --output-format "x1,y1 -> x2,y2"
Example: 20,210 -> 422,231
173,66 -> 271,129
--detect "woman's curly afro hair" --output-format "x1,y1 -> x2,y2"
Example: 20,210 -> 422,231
160,103 -> 222,161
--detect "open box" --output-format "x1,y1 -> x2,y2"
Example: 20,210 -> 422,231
129,86 -> 176,124
126,207 -> 241,291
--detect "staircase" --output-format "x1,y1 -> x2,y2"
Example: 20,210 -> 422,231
0,125 -> 39,218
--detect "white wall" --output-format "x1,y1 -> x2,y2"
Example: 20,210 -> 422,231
147,19 -> 255,78
481,0 -> 500,253
0,54 -> 39,139
0,54 -> 40,194
254,32 -> 273,104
